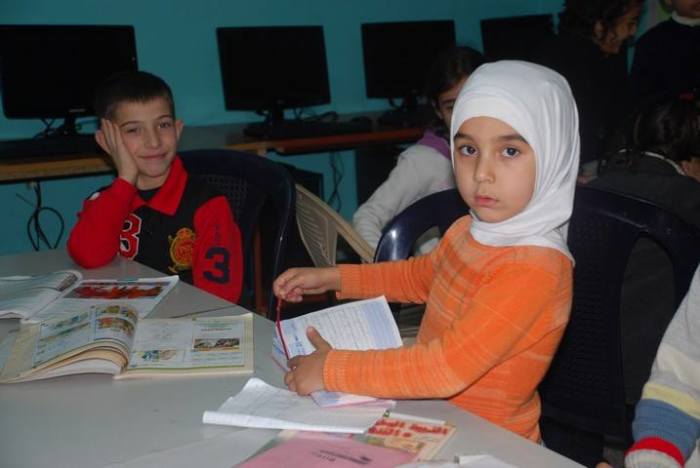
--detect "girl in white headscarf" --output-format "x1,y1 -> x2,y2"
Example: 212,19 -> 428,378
273,61 -> 580,443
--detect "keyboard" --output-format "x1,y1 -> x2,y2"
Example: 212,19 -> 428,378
0,134 -> 101,160
243,118 -> 373,140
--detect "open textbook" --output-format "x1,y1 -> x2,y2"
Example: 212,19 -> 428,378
0,270 -> 178,322
0,307 -> 253,383
272,296 -> 403,407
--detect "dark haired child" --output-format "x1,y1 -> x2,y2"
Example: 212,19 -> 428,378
631,0 -> 700,102
533,0 -> 643,178
353,46 -> 484,253
68,71 -> 243,302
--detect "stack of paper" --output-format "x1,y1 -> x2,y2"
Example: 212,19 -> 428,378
202,377 -> 393,434
272,296 -> 403,407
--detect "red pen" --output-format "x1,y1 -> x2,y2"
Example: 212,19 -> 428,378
275,297 -> 291,361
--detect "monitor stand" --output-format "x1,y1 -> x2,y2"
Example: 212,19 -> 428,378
377,106 -> 434,128
377,96 -> 433,128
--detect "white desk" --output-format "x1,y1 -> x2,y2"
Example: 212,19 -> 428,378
0,251 -> 582,467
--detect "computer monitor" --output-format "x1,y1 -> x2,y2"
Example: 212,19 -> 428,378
361,20 -> 456,108
0,25 -> 138,135
216,26 -> 331,125
480,15 -> 555,62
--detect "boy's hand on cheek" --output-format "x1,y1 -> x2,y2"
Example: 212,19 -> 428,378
284,327 -> 331,395
96,119 -> 139,186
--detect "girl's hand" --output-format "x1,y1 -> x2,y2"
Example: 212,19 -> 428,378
273,267 -> 341,303
284,327 -> 331,394
95,119 -> 138,186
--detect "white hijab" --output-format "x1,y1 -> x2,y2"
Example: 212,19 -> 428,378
450,60 -> 580,261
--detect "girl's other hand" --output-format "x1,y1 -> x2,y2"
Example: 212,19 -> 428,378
273,267 -> 341,303
284,327 -> 331,394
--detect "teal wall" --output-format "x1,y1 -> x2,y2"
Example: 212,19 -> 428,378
1,0 -> 564,255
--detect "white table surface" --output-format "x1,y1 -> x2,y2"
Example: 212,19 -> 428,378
0,250 -> 582,467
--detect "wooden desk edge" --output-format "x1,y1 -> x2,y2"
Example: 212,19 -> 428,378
0,126 -> 423,182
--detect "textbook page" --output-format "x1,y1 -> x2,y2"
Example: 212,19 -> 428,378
202,377 -> 393,434
32,275 -> 179,322
119,314 -> 254,377
272,296 -> 402,407
0,303 -> 135,382
0,270 -> 81,321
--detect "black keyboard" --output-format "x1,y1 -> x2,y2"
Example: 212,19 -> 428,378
0,134 -> 101,160
243,118 -> 373,140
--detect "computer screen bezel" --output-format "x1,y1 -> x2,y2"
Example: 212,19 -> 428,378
361,20 -> 456,101
0,24 -> 138,122
216,25 -> 331,120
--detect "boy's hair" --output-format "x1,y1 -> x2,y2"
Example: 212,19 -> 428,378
424,46 -> 485,106
559,0 -> 644,40
93,70 -> 176,120
601,94 -> 700,171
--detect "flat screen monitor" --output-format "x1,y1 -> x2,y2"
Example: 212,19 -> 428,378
216,26 -> 330,123
480,15 -> 555,62
361,20 -> 456,105
0,25 -> 138,133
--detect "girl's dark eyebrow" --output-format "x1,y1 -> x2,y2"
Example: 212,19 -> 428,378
453,132 -> 528,144
497,134 -> 528,143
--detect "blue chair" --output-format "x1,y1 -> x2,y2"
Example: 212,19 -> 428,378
374,188 -> 470,263
539,185 -> 700,462
180,149 -> 295,316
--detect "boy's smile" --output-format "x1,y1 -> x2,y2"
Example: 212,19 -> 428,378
453,116 -> 536,223
112,97 -> 183,190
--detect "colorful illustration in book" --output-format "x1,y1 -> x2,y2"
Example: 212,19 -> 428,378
96,317 -> 135,336
67,282 -> 165,300
137,349 -> 178,362
93,304 -> 138,323
193,337 -> 240,352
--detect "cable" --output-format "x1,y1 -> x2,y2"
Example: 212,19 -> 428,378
17,182 -> 65,250
327,151 -> 343,212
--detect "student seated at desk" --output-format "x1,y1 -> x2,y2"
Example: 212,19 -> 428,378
68,71 -> 243,303
596,265 -> 700,468
352,46 -> 484,254
274,61 -> 579,443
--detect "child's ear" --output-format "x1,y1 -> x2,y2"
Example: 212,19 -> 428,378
174,119 -> 184,141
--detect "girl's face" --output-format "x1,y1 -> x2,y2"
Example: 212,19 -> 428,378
594,3 -> 642,55
453,117 -> 536,223
434,76 -> 468,129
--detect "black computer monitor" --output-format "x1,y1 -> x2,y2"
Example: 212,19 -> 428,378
0,25 -> 138,135
361,20 -> 456,108
480,15 -> 555,62
216,26 -> 331,125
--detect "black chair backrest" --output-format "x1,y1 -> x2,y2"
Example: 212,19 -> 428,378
539,185 -> 700,439
374,189 -> 470,262
180,149 -> 295,314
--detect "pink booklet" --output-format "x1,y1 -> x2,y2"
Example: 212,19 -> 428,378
238,431 -> 416,467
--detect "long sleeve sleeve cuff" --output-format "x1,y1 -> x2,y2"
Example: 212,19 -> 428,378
625,437 -> 684,468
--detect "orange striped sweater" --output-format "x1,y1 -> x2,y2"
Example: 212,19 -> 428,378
325,216 -> 572,442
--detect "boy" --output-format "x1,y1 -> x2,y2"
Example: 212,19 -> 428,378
68,71 -> 243,303
631,0 -> 700,102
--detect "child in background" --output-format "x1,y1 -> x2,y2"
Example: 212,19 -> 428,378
533,0 -> 642,179
631,0 -> 700,103
595,266 -> 700,468
68,71 -> 243,303
353,46 -> 484,253
274,61 -> 580,442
